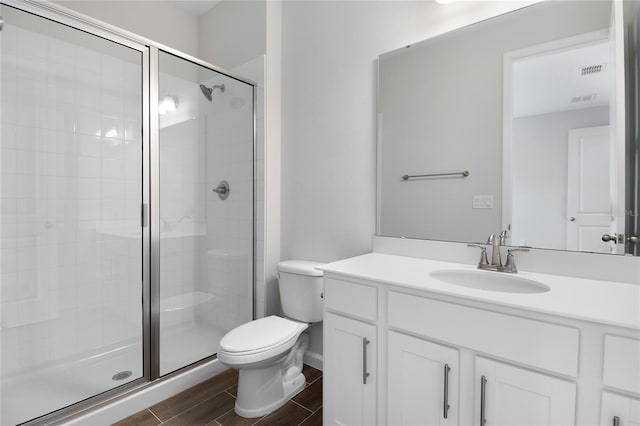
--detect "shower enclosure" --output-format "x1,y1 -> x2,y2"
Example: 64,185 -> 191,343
0,2 -> 255,424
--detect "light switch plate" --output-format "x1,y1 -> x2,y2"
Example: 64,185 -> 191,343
473,195 -> 494,209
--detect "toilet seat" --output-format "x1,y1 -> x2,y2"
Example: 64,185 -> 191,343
218,316 -> 308,366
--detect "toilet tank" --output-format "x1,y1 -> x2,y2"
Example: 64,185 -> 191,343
278,260 -> 324,323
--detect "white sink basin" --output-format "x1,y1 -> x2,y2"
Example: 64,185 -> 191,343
430,269 -> 550,294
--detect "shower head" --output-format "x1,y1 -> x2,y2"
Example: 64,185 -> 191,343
200,84 -> 212,102
199,83 -> 225,102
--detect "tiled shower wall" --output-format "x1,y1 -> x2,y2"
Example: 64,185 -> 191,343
157,57 -> 254,372
231,56 -> 266,320
202,75 -> 254,332
1,21 -> 143,376
158,112 -> 204,329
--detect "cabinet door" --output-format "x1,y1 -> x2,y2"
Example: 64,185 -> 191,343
388,331 -> 459,425
601,391 -> 640,426
475,357 -> 576,426
324,312 -> 377,425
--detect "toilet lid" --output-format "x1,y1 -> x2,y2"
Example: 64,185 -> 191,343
220,316 -> 305,354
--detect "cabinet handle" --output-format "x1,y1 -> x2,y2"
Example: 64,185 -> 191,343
443,364 -> 451,419
362,337 -> 370,384
613,416 -> 620,426
480,376 -> 487,426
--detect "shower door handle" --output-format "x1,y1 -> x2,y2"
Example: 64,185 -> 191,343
212,180 -> 230,200
141,204 -> 148,227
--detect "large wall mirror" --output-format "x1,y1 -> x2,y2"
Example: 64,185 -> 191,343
377,0 -> 639,255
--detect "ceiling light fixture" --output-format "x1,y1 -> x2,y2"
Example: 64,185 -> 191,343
159,95 -> 178,115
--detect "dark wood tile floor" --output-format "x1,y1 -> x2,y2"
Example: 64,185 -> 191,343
113,365 -> 322,426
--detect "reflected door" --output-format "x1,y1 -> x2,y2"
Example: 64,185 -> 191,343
566,126 -> 615,253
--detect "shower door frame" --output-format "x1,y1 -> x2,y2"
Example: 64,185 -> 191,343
1,1 -> 257,424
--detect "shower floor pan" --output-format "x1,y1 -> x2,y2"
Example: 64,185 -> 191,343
1,320 -> 225,425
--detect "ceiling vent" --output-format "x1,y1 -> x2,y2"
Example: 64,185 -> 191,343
571,93 -> 597,103
580,63 -> 606,76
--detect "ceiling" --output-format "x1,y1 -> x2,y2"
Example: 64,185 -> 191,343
169,0 -> 221,17
513,39 -> 611,118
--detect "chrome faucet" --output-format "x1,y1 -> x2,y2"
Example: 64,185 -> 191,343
468,231 -> 529,273
488,234 -> 502,269
498,229 -> 509,245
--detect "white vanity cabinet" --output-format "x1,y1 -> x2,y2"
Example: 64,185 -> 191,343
475,357 -> 576,426
323,278 -> 378,425
600,335 -> 640,426
601,392 -> 640,426
320,254 -> 639,426
386,291 -> 578,426
388,332 -> 459,425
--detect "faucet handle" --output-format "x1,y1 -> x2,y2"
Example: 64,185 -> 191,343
502,248 -> 529,273
499,230 -> 509,245
467,244 -> 489,267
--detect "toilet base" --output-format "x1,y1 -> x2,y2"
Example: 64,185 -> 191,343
233,332 -> 310,418
234,369 -> 306,418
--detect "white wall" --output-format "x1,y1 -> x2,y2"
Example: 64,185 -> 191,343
264,1 -> 283,317
512,106 -> 609,249
198,1 -> 266,70
280,1 -> 542,263
280,0 -> 540,359
54,1 -> 199,56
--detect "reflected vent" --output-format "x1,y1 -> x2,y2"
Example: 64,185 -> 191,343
581,64 -> 606,76
570,93 -> 597,104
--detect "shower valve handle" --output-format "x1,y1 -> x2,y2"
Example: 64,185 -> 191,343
212,180 -> 230,200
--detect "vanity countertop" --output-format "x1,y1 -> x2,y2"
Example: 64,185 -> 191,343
318,252 -> 640,331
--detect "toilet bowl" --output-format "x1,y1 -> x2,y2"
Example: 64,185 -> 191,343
217,260 -> 324,418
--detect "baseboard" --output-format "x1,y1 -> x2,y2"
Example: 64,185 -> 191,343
303,350 -> 323,371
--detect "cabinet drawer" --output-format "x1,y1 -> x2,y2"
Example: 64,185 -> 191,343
603,335 -> 640,395
388,291 -> 579,377
324,278 -> 377,321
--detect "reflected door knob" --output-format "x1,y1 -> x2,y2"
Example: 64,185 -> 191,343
601,234 -> 619,243
569,217 -> 576,222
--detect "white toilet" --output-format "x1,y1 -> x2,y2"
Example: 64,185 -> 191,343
217,260 -> 324,418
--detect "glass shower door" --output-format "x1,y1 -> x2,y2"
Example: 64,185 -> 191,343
0,5 -> 145,424
157,51 -> 254,375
